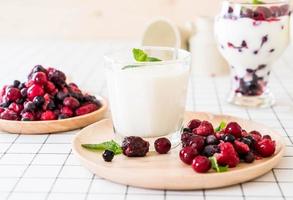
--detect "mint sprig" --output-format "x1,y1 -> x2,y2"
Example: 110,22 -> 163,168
209,156 -> 228,173
252,0 -> 264,4
81,140 -> 122,155
122,48 -> 162,70
215,121 -> 227,132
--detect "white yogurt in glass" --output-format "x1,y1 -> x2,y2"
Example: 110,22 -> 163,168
105,47 -> 190,138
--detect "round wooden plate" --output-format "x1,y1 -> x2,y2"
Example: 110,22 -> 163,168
0,96 -> 108,134
72,112 -> 285,190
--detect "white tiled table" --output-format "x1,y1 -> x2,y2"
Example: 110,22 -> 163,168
0,40 -> 292,200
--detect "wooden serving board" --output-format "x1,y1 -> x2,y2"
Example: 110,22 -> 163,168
72,112 -> 285,190
0,96 -> 108,134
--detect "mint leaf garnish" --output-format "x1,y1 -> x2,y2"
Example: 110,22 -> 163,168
252,0 -> 264,4
82,140 -> 122,155
215,121 -> 227,132
209,156 -> 228,173
133,48 -> 148,62
122,48 -> 162,70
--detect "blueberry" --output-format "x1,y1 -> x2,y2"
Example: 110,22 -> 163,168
202,145 -> 220,157
205,135 -> 219,145
33,96 -> 45,107
102,150 -> 114,162
58,114 -> 69,119
241,137 -> 253,147
20,88 -> 27,97
33,65 -> 47,73
183,128 -> 192,133
18,83 -> 26,90
0,101 -> 10,108
47,101 -> 56,110
13,80 -> 20,88
223,134 -> 235,143
24,102 -> 36,112
244,152 -> 255,163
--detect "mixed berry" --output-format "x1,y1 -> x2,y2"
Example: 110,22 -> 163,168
179,119 -> 276,173
0,65 -> 101,121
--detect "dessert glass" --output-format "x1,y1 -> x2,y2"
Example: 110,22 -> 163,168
105,47 -> 191,145
215,0 -> 290,107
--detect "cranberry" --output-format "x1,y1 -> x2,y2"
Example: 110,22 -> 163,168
44,81 -> 56,94
40,110 -> 56,120
5,88 -> 21,102
75,103 -> 98,116
256,138 -> 275,157
179,146 -> 198,165
234,140 -> 250,155
60,106 -> 74,117
224,122 -> 242,138
249,130 -> 262,142
154,137 -> 171,154
27,84 -> 44,101
21,112 -> 35,121
192,156 -> 211,173
8,103 -> 23,114
194,121 -> 214,136
63,97 -> 80,109
0,109 -> 18,120
187,119 -> 201,130
31,72 -> 47,85
189,136 -> 205,152
0,107 -> 4,114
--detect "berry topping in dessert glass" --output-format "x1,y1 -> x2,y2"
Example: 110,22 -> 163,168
104,47 -> 191,147
215,0 -> 290,107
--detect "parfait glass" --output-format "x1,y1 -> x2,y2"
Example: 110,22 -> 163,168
104,47 -> 191,146
215,0 -> 290,107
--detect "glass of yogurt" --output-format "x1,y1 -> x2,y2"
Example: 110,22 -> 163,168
105,47 -> 191,144
215,0 -> 290,107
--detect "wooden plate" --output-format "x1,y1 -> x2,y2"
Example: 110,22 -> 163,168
72,112 -> 285,190
0,96 -> 108,134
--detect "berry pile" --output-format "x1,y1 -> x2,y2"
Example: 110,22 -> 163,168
0,65 -> 101,121
180,119 -> 276,173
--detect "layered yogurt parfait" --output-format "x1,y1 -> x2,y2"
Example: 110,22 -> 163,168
215,0 -> 290,107
105,47 -> 190,144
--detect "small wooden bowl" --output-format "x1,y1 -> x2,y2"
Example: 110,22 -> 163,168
0,96 -> 108,134
72,111 -> 285,190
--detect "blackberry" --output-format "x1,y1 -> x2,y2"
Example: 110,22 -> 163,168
122,136 -> 149,157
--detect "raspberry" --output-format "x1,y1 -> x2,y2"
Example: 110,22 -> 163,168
75,103 -> 98,116
193,121 -> 214,136
187,119 -> 201,130
21,112 -> 35,121
215,142 -> 240,168
47,68 -> 66,87
0,109 -> 18,120
8,103 -> 23,114
122,136 -> 149,157
234,140 -> 250,155
256,138 -> 275,157
249,130 -> 262,142
5,88 -> 21,102
181,131 -> 194,147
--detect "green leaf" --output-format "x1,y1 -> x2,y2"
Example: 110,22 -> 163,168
209,156 -> 228,173
132,48 -> 148,62
82,140 -> 122,155
121,65 -> 140,70
146,57 -> 162,62
215,121 -> 227,132
252,0 -> 264,4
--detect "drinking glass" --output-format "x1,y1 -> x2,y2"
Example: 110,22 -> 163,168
215,0 -> 290,107
105,47 -> 191,145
